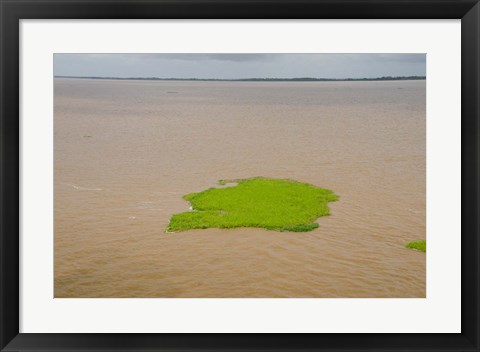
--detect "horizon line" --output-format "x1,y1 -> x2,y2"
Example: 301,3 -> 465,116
55,75 -> 426,82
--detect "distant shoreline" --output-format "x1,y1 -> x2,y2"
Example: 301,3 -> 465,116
54,75 -> 426,82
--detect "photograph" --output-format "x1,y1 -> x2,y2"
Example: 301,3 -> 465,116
54,53 -> 426,298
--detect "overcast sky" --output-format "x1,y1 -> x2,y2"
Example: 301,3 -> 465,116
54,54 -> 426,79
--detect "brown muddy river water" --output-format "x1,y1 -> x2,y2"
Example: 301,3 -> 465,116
54,78 -> 426,298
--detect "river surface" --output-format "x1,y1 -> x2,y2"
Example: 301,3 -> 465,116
54,78 -> 426,297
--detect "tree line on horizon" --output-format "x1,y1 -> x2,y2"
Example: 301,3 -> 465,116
55,75 -> 426,82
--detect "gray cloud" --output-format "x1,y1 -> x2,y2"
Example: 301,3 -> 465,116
132,54 -> 279,62
375,54 -> 426,63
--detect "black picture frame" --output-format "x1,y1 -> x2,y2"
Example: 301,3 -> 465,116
1,0 -> 479,351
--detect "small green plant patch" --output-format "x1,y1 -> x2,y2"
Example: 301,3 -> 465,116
405,240 -> 426,252
166,177 -> 338,233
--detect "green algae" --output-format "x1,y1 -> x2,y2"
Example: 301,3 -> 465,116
166,177 -> 338,233
406,240 -> 426,252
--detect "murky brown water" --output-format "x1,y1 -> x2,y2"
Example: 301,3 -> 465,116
54,78 -> 425,298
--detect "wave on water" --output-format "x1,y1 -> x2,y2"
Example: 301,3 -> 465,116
64,183 -> 103,191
